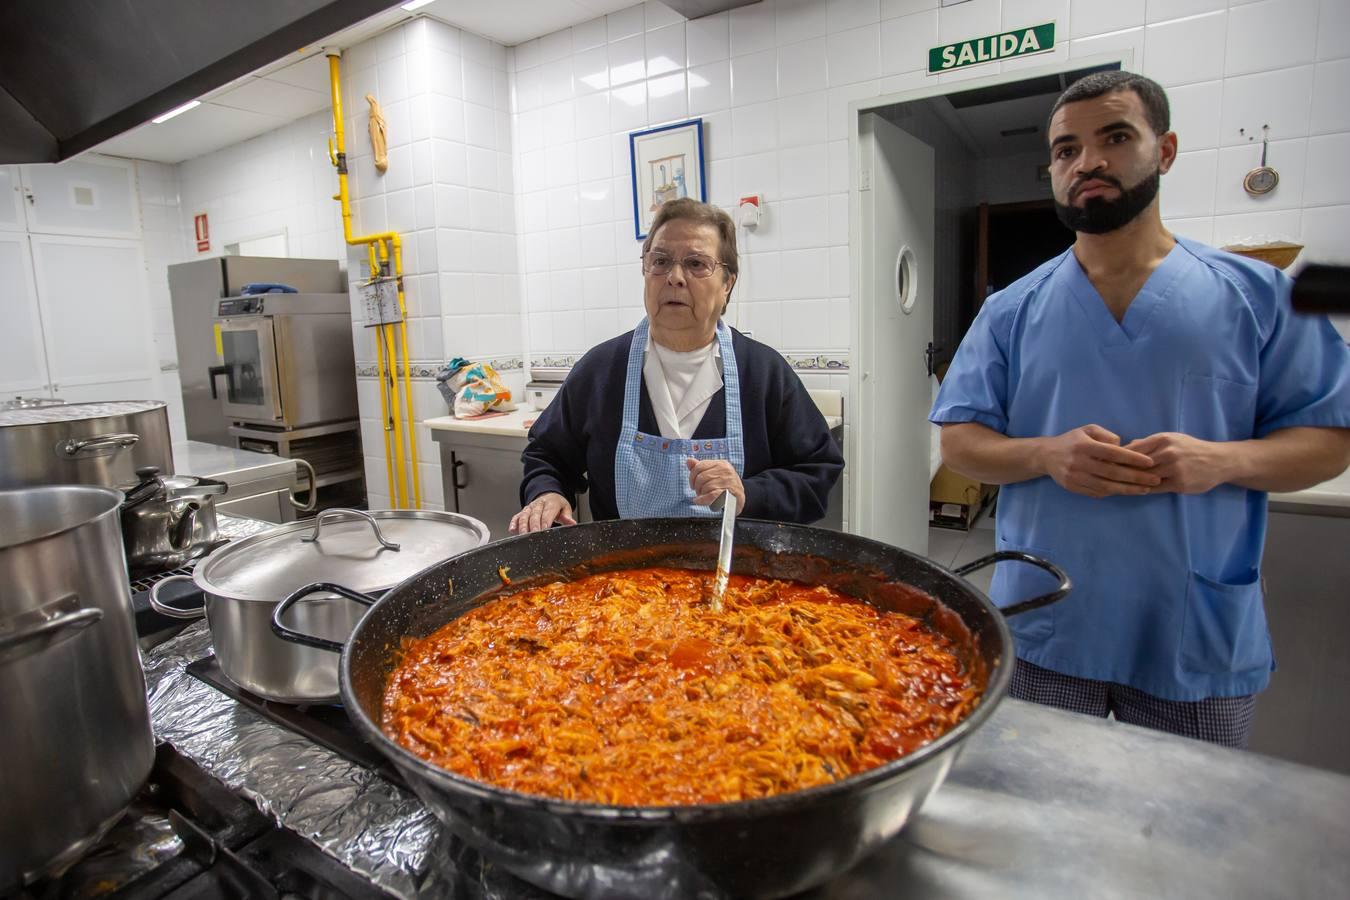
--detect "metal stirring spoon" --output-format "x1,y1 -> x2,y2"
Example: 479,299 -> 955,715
710,489 -> 736,612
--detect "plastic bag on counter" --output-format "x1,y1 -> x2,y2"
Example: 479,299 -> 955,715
436,357 -> 517,418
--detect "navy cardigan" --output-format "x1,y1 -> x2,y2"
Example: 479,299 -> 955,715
520,328 -> 843,524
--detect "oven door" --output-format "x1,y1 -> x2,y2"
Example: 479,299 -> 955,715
216,318 -> 283,425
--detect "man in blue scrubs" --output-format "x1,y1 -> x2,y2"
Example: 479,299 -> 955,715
931,71 -> 1350,748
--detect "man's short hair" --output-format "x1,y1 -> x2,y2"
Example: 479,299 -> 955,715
1048,70 -> 1171,137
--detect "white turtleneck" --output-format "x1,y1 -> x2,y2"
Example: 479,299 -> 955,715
642,333 -> 723,439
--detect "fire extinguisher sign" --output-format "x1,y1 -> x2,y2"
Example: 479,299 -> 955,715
194,213 -> 210,252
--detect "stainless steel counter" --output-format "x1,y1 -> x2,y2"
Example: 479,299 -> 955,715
142,621 -> 1350,900
172,440 -> 298,523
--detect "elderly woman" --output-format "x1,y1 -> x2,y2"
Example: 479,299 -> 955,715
509,199 -> 843,534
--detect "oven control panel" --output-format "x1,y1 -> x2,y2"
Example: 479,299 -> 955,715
218,296 -> 263,316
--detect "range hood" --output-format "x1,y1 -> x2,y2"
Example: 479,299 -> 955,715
0,0 -> 400,164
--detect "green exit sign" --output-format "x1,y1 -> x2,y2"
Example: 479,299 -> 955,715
928,23 -> 1056,74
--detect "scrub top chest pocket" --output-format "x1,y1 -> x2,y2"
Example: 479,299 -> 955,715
1179,374 -> 1258,443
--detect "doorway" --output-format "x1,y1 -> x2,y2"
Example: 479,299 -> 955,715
226,229 -> 289,258
848,54 -> 1129,556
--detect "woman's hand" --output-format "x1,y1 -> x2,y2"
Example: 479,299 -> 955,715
509,492 -> 577,534
687,458 -> 745,512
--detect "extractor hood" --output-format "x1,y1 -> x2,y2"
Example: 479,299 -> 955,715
0,0 -> 401,164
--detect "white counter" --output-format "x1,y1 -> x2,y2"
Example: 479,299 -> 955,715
172,440 -> 297,485
425,408 -> 537,438
1269,467 -> 1350,513
425,408 -> 844,437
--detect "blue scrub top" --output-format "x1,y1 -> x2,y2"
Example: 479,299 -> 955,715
931,237 -> 1350,701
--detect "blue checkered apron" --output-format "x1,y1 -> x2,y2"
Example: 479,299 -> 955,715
614,318 -> 745,519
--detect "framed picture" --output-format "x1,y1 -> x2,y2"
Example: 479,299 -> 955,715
628,118 -> 706,240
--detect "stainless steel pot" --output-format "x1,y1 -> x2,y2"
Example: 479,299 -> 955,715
149,508 -> 490,703
0,400 -> 174,491
120,466 -> 228,577
0,486 -> 155,893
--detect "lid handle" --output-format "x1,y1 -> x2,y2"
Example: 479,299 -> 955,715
301,508 -> 401,551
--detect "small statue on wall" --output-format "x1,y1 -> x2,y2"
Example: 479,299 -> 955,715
367,93 -> 388,174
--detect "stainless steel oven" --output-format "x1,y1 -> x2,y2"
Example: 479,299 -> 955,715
213,293 -> 357,430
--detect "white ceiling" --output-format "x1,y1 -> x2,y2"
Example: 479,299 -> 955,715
414,0 -> 639,47
91,0 -> 650,165
951,93 -> 1057,157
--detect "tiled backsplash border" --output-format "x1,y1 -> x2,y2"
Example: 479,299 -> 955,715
355,357 -> 526,379
356,351 -> 849,380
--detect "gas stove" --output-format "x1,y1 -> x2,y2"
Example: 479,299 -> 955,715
14,745 -> 397,900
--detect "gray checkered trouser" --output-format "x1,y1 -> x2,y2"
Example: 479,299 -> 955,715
1010,658 -> 1257,749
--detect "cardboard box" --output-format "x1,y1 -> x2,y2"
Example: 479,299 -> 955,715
929,464 -> 996,531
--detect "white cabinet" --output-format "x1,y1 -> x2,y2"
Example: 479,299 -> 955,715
429,416 -> 592,537
30,234 -> 158,396
18,157 -> 140,238
0,233 -> 51,394
0,157 -> 163,413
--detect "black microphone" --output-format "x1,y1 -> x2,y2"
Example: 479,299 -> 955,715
1291,264 -> 1350,315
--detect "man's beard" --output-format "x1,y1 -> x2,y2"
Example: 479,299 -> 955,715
1054,168 -> 1160,234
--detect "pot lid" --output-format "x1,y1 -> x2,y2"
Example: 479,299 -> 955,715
0,399 -> 166,427
195,508 -> 491,601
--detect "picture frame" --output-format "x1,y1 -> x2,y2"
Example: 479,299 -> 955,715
628,118 -> 706,240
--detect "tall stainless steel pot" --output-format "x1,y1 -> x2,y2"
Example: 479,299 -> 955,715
273,518 -> 1071,899
0,400 -> 174,491
0,486 -> 155,893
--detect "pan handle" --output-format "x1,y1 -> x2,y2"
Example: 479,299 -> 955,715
953,551 -> 1072,617
271,582 -> 378,653
0,600 -> 102,665
148,575 -> 207,619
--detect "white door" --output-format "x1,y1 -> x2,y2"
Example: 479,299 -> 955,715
0,167 -> 26,233
853,112 -> 935,554
0,234 -> 53,394
29,235 -> 159,400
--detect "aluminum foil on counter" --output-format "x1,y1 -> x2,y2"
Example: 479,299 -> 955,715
216,512 -> 284,541
142,622 -> 457,899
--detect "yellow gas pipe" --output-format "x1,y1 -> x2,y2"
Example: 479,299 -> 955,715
326,52 -> 422,509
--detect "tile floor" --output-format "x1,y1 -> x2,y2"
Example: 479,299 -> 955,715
927,499 -> 996,594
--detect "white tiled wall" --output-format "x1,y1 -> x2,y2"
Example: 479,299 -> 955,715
178,113 -> 347,265
508,0 -> 1350,370
171,17 -> 523,510
340,18 -> 523,511
135,160 -> 192,442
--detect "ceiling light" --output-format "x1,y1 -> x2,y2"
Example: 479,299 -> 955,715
151,100 -> 201,124
401,0 -> 436,10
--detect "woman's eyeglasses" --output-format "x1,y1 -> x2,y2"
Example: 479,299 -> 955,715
642,250 -> 727,279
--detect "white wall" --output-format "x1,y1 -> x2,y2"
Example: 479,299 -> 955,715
135,159 -> 192,442
170,18 -> 521,511
510,0 -> 856,394
177,113 -> 347,265
339,17 -> 522,510
976,150 -> 1053,205
509,0 -> 1350,370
